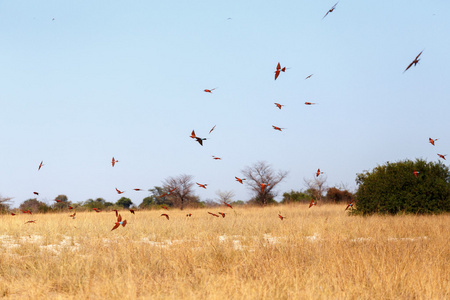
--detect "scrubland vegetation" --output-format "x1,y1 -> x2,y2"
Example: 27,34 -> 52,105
0,204 -> 448,299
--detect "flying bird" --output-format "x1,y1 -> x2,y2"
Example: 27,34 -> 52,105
161,214 -> 169,220
92,208 -> 100,213
305,102 -> 317,105
274,103 -> 284,109
196,183 -> 207,189
54,199 -> 62,203
413,170 -> 420,178
186,213 -> 192,217
260,183 -> 270,192
429,138 -> 438,146
68,206 -> 73,210
274,62 -> 288,80
323,2 -> 339,19
112,157 -> 118,167
316,169 -> 324,177
224,202 -> 233,209
437,154 -> 447,160
130,209 -> 135,215
209,125 -> 216,134
161,205 -> 169,210
115,188 -> 124,194
235,177 -> 245,184
208,212 -> 219,217
212,156 -> 221,160
305,74 -> 313,80
218,212 -> 226,218
404,51 -> 423,73
33,192 -> 39,196
133,188 -> 143,191
25,220 -> 36,224
345,201 -> 355,211
113,209 -> 118,217
204,88 -> 217,93
309,199 -> 317,208
111,214 -> 127,231
38,161 -> 44,171
278,214 -> 285,220
272,125 -> 285,131
11,213 -> 16,216
70,212 -> 76,219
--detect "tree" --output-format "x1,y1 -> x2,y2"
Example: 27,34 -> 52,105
19,198 -> 51,214
326,187 -> 354,204
53,194 -> 71,210
281,190 -> 310,204
304,175 -> 328,203
215,190 -> 235,204
0,195 -> 13,214
355,159 -> 450,215
116,197 -> 133,209
241,161 -> 288,205
83,198 -> 113,210
162,174 -> 197,210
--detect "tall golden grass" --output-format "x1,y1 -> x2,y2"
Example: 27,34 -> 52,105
0,204 -> 448,299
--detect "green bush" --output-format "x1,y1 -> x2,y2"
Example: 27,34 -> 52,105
355,159 -> 450,215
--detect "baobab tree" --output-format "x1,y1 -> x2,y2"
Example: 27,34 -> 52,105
162,174 -> 197,210
241,161 -> 288,205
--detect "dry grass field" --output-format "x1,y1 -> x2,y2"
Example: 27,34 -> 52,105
0,204 -> 448,299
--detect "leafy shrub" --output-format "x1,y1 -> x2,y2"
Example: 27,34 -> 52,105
355,159 -> 450,215
326,187 -> 354,204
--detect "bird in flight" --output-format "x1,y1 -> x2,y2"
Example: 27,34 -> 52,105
11,213 -> 16,216
209,125 -> 216,134
413,170 -> 420,178
272,125 -> 285,131
161,205 -> 169,210
404,51 -> 423,73
305,74 -> 314,80
323,2 -> 339,19
208,212 -> 219,217
274,63 -> 288,80
112,157 -> 118,167
429,138 -> 438,146
54,198 -> 62,203
224,202 -> 233,209
130,209 -> 135,215
204,88 -> 217,93
115,188 -> 125,194
278,214 -> 285,220
316,169 -> 324,177
305,102 -> 317,105
38,161 -> 44,171
25,220 -> 36,224
196,183 -> 207,189
235,177 -> 245,184
309,199 -> 317,208
133,188 -> 143,191
70,212 -> 76,219
111,214 -> 127,231
345,201 -> 354,211
92,208 -> 100,213
113,209 -> 118,217
260,183 -> 270,192
186,213 -> 192,217
33,192 -> 39,196
274,103 -> 284,109
218,212 -> 226,218
68,206 -> 73,210
212,156 -> 221,160
190,130 -> 207,146
437,154 -> 447,160
161,213 -> 169,220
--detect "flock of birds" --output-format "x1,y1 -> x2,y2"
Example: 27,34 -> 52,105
9,2 -> 444,228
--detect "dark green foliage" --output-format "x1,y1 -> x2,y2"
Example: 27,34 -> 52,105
281,190 -> 310,203
116,197 -> 133,209
355,159 -> 450,215
326,187 -> 354,204
83,198 -> 109,210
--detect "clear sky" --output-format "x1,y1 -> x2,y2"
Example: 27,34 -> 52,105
1,1 -> 449,208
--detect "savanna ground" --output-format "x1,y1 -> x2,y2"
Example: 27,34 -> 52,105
0,205 -> 448,299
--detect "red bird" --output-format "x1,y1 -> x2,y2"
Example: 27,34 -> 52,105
404,50 -> 423,73
272,125 -> 285,131
70,212 -> 76,219
204,88 -> 217,93
274,103 -> 284,109
305,102 -> 317,105
115,188 -> 125,194
209,125 -> 216,134
235,177 -> 245,184
316,169 -> 324,177
260,183 -> 270,192
437,154 -> 447,160
186,213 -> 192,217
33,192 -> 39,196
345,201 -> 355,211
38,161 -> 44,171
274,63 -> 288,80
54,199 -> 62,203
278,214 -> 285,220
130,209 -> 135,215
190,130 -> 196,139
305,74 -> 313,80
11,213 -> 16,216
218,212 -> 226,218
25,220 -> 36,224
113,209 -> 118,217
196,183 -> 207,189
413,170 -> 420,178
429,138 -> 438,146
309,199 -> 317,208
190,130 -> 207,145
133,188 -> 143,191
92,208 -> 100,213
68,206 -> 73,210
162,205 -> 169,210
161,214 -> 169,220
208,212 -> 219,217
212,156 -> 221,160
21,210 -> 32,215
111,214 -> 127,231
112,157 -> 118,167
224,202 -> 233,209
323,2 -> 339,19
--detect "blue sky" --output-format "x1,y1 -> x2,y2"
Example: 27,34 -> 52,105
1,1 -> 449,208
